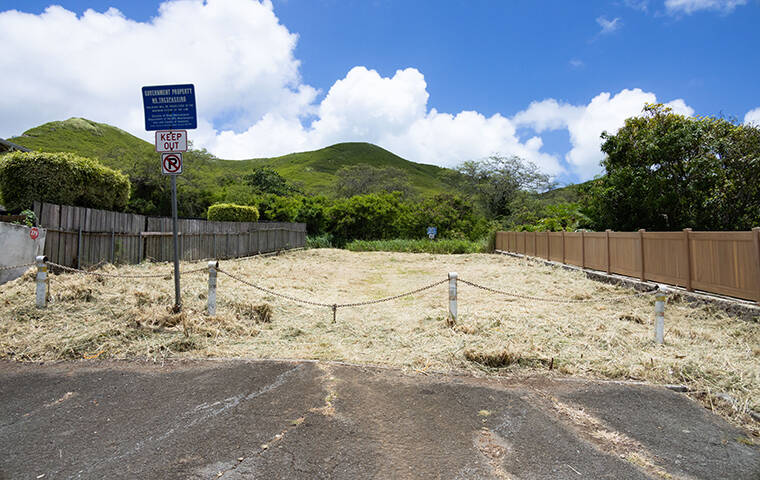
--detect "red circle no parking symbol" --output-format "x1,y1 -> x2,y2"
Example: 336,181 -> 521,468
162,153 -> 182,174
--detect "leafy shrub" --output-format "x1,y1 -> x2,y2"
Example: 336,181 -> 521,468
345,238 -> 488,254
306,234 -> 334,249
296,195 -> 330,235
207,203 -> 260,222
254,194 -> 300,222
0,151 -> 130,211
327,192 -> 411,244
406,193 -> 490,240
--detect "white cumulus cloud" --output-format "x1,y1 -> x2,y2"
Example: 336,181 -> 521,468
513,89 -> 694,179
665,0 -> 747,15
0,0 -> 702,183
0,0 -> 313,141
744,107 -> 760,126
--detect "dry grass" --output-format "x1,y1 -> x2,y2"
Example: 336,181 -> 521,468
1,249 -> 758,434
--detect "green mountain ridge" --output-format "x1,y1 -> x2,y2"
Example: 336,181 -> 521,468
7,117 -> 456,197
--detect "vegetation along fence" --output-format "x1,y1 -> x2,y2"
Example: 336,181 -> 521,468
494,229 -> 760,303
32,201 -> 306,268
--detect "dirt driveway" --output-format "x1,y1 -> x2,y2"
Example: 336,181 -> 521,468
1,359 -> 757,479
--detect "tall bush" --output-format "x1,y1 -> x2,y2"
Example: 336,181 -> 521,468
207,203 -> 260,222
0,151 -> 130,211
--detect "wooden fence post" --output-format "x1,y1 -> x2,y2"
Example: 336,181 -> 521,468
581,231 -> 585,269
684,228 -> 693,292
753,227 -> 760,303
605,229 -> 611,274
639,229 -> 646,282
77,227 -> 83,270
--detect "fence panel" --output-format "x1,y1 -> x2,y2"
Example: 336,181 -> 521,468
34,202 -> 305,267
564,232 -> 583,267
642,232 -> 689,287
548,232 -> 564,263
583,232 -> 607,271
609,232 -> 641,278
689,231 -> 758,301
496,228 -> 760,302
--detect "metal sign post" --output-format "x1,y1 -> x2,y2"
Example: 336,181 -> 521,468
171,175 -> 180,311
142,83 -> 197,311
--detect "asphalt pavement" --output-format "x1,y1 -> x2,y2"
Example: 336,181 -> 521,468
1,359 -> 757,479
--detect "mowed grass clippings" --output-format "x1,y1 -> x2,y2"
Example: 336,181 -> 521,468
1,248 -> 758,434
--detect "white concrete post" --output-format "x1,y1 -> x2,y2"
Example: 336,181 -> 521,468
35,255 -> 48,309
448,272 -> 457,325
654,292 -> 666,344
207,260 -> 218,316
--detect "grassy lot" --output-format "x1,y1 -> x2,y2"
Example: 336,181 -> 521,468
1,249 -> 758,434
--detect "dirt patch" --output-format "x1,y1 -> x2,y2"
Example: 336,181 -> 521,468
1,248 -> 758,434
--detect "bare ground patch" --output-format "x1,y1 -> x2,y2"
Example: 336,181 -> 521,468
1,248 -> 758,434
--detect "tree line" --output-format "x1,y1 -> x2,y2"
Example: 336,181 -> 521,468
1,103 -> 758,238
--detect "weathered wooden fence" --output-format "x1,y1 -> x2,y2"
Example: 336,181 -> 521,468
33,202 -> 306,268
495,229 -> 760,303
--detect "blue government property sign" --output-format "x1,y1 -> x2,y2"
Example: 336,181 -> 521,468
427,226 -> 437,239
142,84 -> 197,131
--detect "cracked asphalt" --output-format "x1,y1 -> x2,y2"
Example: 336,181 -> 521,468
1,359 -> 758,479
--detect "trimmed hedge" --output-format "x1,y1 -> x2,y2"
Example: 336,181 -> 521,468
207,203 -> 260,222
0,151 -> 130,211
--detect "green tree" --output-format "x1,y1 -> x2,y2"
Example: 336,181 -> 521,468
582,104 -> 760,231
454,155 -> 554,220
335,164 -> 413,198
407,193 -> 489,240
244,167 -> 301,196
327,192 -> 411,243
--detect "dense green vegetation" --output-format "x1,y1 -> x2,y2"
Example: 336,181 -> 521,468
207,203 -> 260,222
7,118 -> 458,217
8,105 -> 754,248
0,151 -> 129,211
581,104 -> 760,231
344,238 -> 488,254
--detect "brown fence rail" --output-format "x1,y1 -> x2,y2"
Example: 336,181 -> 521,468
495,229 -> 760,303
33,202 -> 306,268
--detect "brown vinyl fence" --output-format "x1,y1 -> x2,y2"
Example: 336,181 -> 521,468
32,201 -> 306,268
495,229 -> 760,303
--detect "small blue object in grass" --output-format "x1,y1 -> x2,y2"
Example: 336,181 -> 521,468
427,226 -> 437,240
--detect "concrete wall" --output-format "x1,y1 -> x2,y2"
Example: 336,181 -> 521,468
0,223 -> 46,285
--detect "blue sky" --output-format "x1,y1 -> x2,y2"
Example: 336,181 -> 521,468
1,0 -> 759,184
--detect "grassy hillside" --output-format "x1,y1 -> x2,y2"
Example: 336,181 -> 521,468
7,118 -> 455,197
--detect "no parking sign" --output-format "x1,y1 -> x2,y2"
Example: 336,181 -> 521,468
161,153 -> 183,175
30,227 -> 39,240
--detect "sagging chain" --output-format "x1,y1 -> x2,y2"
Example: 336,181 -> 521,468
457,277 -> 658,304
217,267 -> 448,312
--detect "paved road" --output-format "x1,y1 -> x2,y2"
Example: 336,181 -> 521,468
1,359 -> 757,479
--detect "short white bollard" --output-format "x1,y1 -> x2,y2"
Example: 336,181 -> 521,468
35,255 -> 48,309
207,260 -> 218,316
654,292 -> 666,344
448,272 -> 457,326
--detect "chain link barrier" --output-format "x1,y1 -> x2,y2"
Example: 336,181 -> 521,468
457,277 -> 658,304
48,261 -> 207,278
217,267 -> 448,312
0,262 -> 36,272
